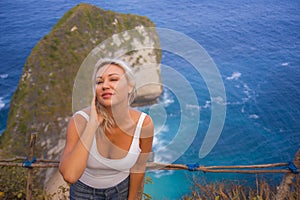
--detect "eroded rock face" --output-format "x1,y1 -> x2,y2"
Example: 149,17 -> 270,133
0,3 -> 162,196
72,25 -> 163,110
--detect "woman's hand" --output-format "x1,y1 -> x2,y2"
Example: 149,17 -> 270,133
90,95 -> 103,126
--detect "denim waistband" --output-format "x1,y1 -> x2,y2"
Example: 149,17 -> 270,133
70,176 -> 130,200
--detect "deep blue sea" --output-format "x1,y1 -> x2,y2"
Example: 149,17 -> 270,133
0,0 -> 299,199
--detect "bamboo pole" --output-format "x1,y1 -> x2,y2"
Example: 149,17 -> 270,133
0,162 -> 59,168
0,156 -> 59,163
201,163 -> 288,169
26,133 -> 36,200
0,160 -> 296,174
145,162 -> 294,173
275,149 -> 300,200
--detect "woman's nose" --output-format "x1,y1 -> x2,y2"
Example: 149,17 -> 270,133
102,79 -> 109,89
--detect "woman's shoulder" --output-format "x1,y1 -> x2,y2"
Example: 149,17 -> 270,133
130,109 -> 154,140
67,107 -> 91,133
129,109 -> 153,127
72,107 -> 91,121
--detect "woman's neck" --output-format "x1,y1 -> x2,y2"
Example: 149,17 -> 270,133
106,102 -> 133,128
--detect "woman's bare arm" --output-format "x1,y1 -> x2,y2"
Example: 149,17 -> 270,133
59,96 -> 100,183
128,115 -> 154,200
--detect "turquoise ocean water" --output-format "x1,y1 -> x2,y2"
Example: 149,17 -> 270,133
0,0 -> 299,199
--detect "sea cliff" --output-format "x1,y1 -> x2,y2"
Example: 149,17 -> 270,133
0,3 -> 162,198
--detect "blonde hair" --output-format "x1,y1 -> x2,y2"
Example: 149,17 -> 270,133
92,58 -> 136,130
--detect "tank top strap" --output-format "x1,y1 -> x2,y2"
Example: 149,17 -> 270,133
74,110 -> 89,121
134,112 -> 147,139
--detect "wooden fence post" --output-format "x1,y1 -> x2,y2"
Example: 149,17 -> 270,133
26,133 -> 36,200
275,149 -> 300,200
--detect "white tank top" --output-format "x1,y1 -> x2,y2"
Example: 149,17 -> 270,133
75,111 -> 147,189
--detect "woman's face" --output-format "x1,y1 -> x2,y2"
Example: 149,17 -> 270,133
95,64 -> 132,107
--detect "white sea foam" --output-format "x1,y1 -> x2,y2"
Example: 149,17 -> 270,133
249,114 -> 259,119
281,62 -> 289,66
185,104 -> 200,110
152,125 -> 169,153
226,71 -> 241,80
154,124 -> 169,136
225,81 -> 255,107
151,168 -> 174,178
211,96 -> 226,105
152,124 -> 179,164
243,83 -> 250,95
0,74 -> 8,79
241,106 -> 245,113
159,90 -> 174,107
202,100 -> 211,108
263,127 -> 272,133
0,97 -> 5,110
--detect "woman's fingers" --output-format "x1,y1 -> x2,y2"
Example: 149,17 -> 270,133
91,95 -> 103,125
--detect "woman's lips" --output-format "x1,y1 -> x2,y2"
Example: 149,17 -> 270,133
102,92 -> 113,99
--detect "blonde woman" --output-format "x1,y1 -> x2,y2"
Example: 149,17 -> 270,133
59,59 -> 154,200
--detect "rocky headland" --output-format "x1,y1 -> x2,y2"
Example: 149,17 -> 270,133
0,3 -> 162,198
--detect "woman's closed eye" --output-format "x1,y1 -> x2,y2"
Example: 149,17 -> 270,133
96,80 -> 104,85
110,77 -> 119,81
96,77 -> 119,85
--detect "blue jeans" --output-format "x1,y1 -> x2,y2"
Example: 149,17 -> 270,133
70,176 -> 129,200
